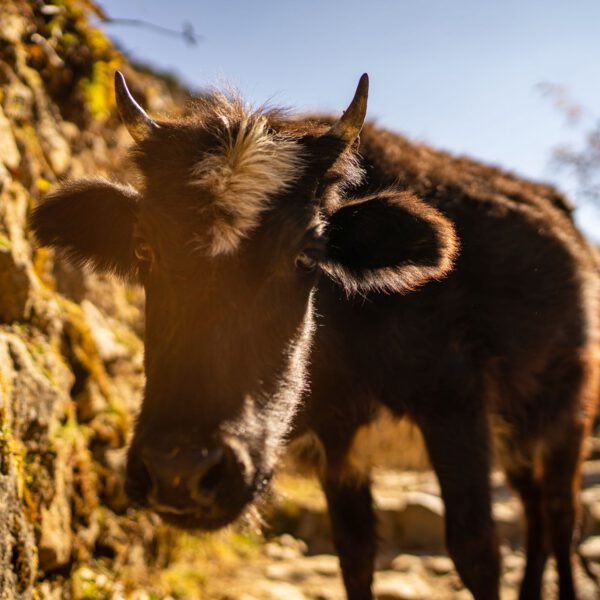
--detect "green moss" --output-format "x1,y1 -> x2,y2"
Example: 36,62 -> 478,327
35,177 -> 52,194
14,123 -> 47,174
71,565 -> 115,600
0,362 -> 13,406
154,528 -> 264,597
160,567 -> 206,598
80,59 -> 118,120
53,402 -> 88,444
0,410 -> 12,476
23,340 -> 58,387
112,326 -> 143,354
0,409 -> 28,505
59,298 -> 113,396
124,288 -> 140,303
0,234 -> 12,251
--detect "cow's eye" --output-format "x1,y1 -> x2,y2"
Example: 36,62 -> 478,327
296,228 -> 327,274
135,241 -> 154,263
295,251 -> 318,272
295,246 -> 324,274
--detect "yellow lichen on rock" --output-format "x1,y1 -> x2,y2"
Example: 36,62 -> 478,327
0,1 -> 167,597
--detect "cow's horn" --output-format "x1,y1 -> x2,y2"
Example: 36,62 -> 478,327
328,73 -> 369,144
114,71 -> 159,142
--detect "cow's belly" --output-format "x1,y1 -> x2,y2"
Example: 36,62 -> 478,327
346,407 -> 431,477
286,406 -> 431,482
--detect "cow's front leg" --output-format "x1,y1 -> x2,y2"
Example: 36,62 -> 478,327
417,409 -> 501,600
322,473 -> 376,600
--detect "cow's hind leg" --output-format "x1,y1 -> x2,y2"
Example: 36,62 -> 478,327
538,354 -> 597,600
417,407 -> 501,600
542,353 -> 598,600
541,416 -> 589,600
499,438 -> 548,600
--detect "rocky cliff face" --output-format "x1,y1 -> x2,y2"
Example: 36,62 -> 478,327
0,2 -> 178,597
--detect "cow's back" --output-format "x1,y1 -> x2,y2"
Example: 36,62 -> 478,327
302,122 -> 599,444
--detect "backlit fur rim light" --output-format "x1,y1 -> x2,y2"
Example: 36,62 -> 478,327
322,191 -> 460,295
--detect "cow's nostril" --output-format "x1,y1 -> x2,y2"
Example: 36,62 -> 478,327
198,460 -> 225,495
191,448 -> 228,501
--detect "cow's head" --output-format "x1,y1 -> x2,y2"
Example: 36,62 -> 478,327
31,72 -> 458,529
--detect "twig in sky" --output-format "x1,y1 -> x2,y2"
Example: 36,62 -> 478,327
102,17 -> 204,46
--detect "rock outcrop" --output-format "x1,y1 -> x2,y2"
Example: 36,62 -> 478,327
0,2 -> 179,597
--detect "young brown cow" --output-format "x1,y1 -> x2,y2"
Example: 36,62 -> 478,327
31,71 -> 599,600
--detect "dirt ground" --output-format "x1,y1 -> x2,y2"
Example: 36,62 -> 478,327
197,447 -> 600,600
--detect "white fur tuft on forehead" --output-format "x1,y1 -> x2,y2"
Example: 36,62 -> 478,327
190,100 -> 304,256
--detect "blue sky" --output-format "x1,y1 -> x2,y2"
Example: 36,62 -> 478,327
96,0 -> 600,238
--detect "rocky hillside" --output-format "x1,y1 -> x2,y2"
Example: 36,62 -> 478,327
0,1 -> 192,597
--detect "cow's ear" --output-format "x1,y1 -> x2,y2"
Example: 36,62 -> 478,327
322,191 -> 459,294
30,178 -> 140,279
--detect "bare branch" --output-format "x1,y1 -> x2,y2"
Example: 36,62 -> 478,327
101,16 -> 204,46
538,83 -> 600,203
536,81 -> 585,126
549,126 -> 600,202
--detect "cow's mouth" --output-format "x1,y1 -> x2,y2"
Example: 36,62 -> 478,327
150,470 -> 273,531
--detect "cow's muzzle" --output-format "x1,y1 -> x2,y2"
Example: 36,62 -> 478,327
125,437 -> 255,530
